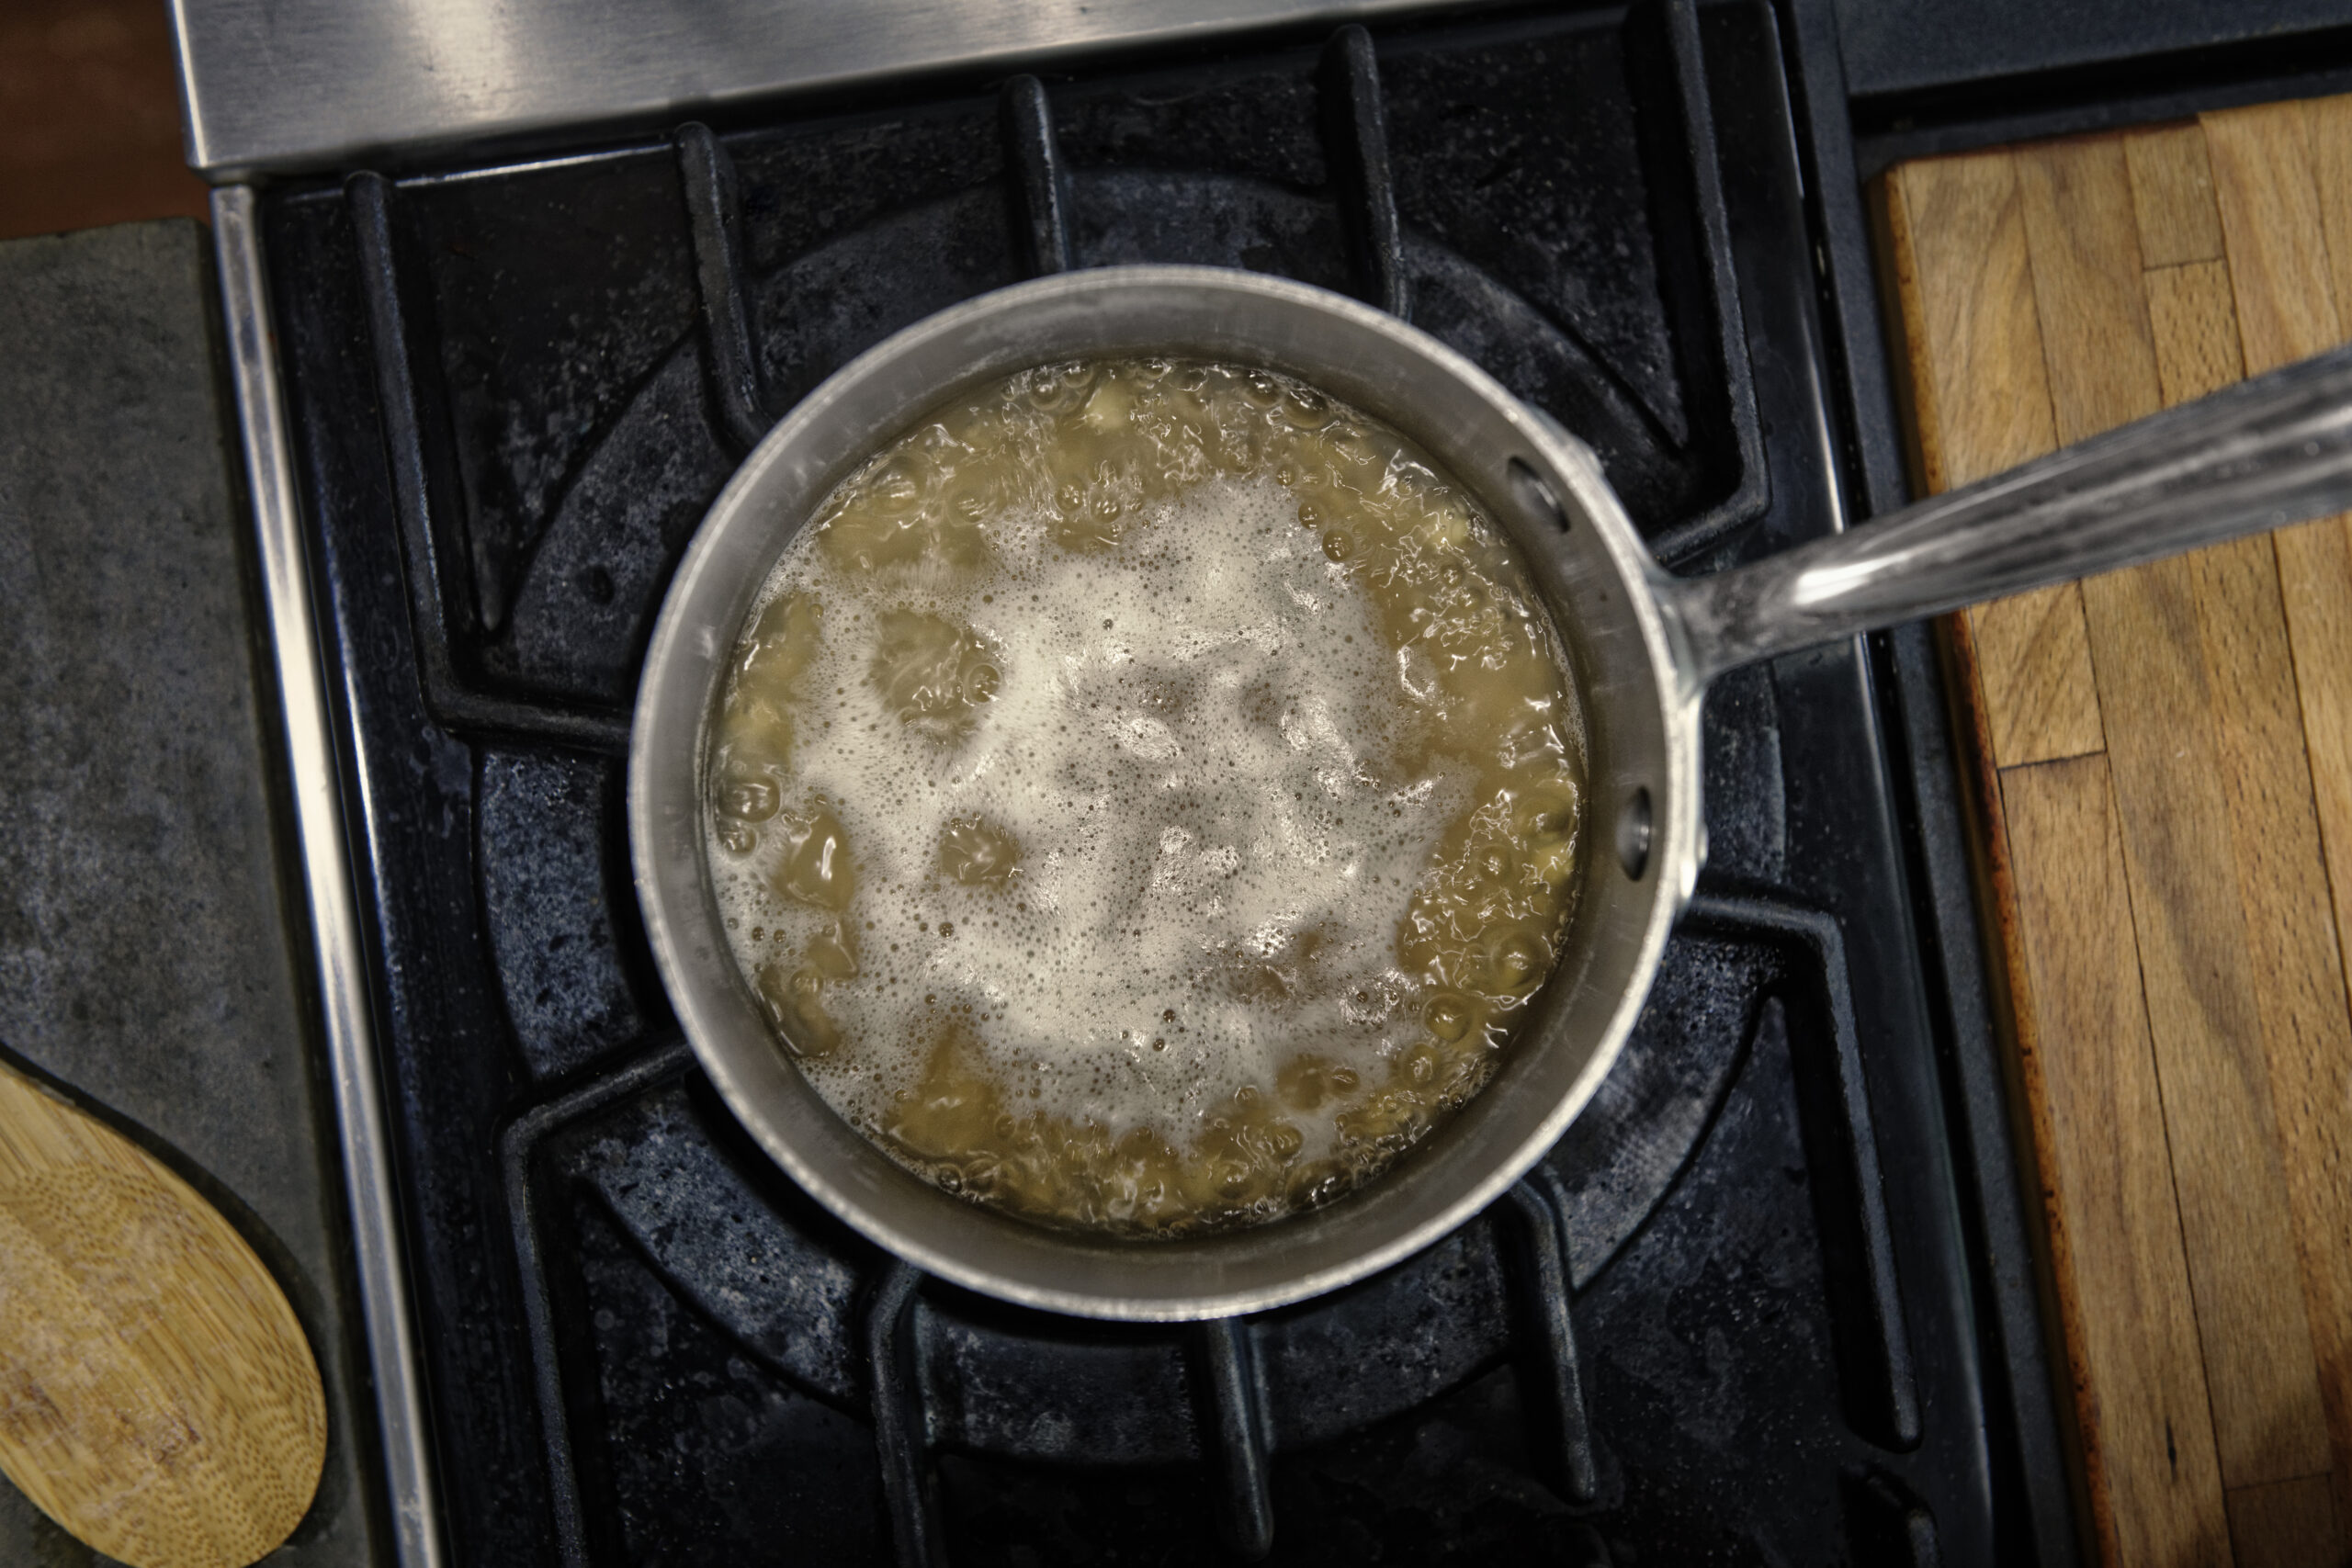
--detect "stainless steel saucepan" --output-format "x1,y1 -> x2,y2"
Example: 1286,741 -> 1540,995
630,265 -> 2352,1321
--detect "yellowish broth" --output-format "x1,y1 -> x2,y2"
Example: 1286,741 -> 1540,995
707,358 -> 1584,1236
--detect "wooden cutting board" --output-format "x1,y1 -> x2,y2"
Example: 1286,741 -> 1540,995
1877,103 -> 2352,1566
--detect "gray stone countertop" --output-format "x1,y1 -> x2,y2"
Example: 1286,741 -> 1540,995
0,220 -> 386,1567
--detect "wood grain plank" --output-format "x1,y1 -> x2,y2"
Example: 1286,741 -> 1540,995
1885,152 -> 2104,768
2021,132 -> 2340,1493
2158,243 -> 2352,1539
2211,96 -> 2352,1521
2123,122 -> 2226,268
2203,103 -> 2340,371
2003,754 -> 2231,1568
2078,548 -> 2337,1489
1887,152 -> 2062,489
2304,95 -> 2352,346
2144,263 -> 2245,403
2224,1473 -> 2346,1568
2273,523 -> 2352,1031
1966,587 -> 2108,769
2191,535 -> 2352,1499
2018,136 -> 2164,440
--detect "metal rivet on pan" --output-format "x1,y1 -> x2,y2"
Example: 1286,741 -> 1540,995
1617,786 -> 1653,880
1509,457 -> 1568,531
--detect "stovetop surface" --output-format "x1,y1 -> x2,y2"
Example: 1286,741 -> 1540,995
258,3 -> 2040,1561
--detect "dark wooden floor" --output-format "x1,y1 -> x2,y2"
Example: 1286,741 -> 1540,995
0,0 -> 210,242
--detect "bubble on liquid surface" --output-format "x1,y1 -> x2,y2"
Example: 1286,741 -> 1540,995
705,359 -> 1586,1237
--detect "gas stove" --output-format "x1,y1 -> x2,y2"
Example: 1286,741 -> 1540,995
206,2 -> 2077,1562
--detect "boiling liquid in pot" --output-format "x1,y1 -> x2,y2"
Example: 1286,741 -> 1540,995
706,359 -> 1584,1235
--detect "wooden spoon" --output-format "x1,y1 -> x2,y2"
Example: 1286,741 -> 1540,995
0,1055 -> 325,1568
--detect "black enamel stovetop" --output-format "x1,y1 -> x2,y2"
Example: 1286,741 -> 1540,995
257,2 -> 2047,1561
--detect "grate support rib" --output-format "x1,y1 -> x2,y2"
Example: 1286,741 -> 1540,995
1686,887 -> 1922,1450
675,122 -> 774,453
1501,1172 -> 1600,1503
1318,26 -> 1408,320
498,1036 -> 697,1566
1002,75 -> 1074,276
348,172 -> 633,752
866,1261 -> 949,1568
1191,1316 -> 1274,1559
1631,0 -> 1770,568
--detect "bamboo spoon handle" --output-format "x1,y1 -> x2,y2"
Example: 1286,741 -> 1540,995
0,1054 -> 325,1568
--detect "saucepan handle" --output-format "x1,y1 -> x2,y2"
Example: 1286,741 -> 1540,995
1656,340 -> 2352,690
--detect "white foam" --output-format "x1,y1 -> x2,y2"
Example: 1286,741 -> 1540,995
711,475 -> 1465,1154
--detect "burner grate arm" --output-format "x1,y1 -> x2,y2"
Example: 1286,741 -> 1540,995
1317,26 -> 1408,321
498,1037 -> 697,1567
865,1260 -> 949,1568
1001,76 -> 1075,278
1501,1171 -> 1601,1505
1189,1316 -> 1275,1559
675,122 -> 775,454
347,171 -> 633,753
1685,887 -> 1923,1451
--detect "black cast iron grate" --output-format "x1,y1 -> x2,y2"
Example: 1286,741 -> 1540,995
344,5 -> 1763,758
256,2 -> 2022,1562
493,885 -> 1915,1566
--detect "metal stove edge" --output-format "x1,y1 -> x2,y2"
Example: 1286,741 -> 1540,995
212,186 -> 449,1568
170,0 -> 1487,179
